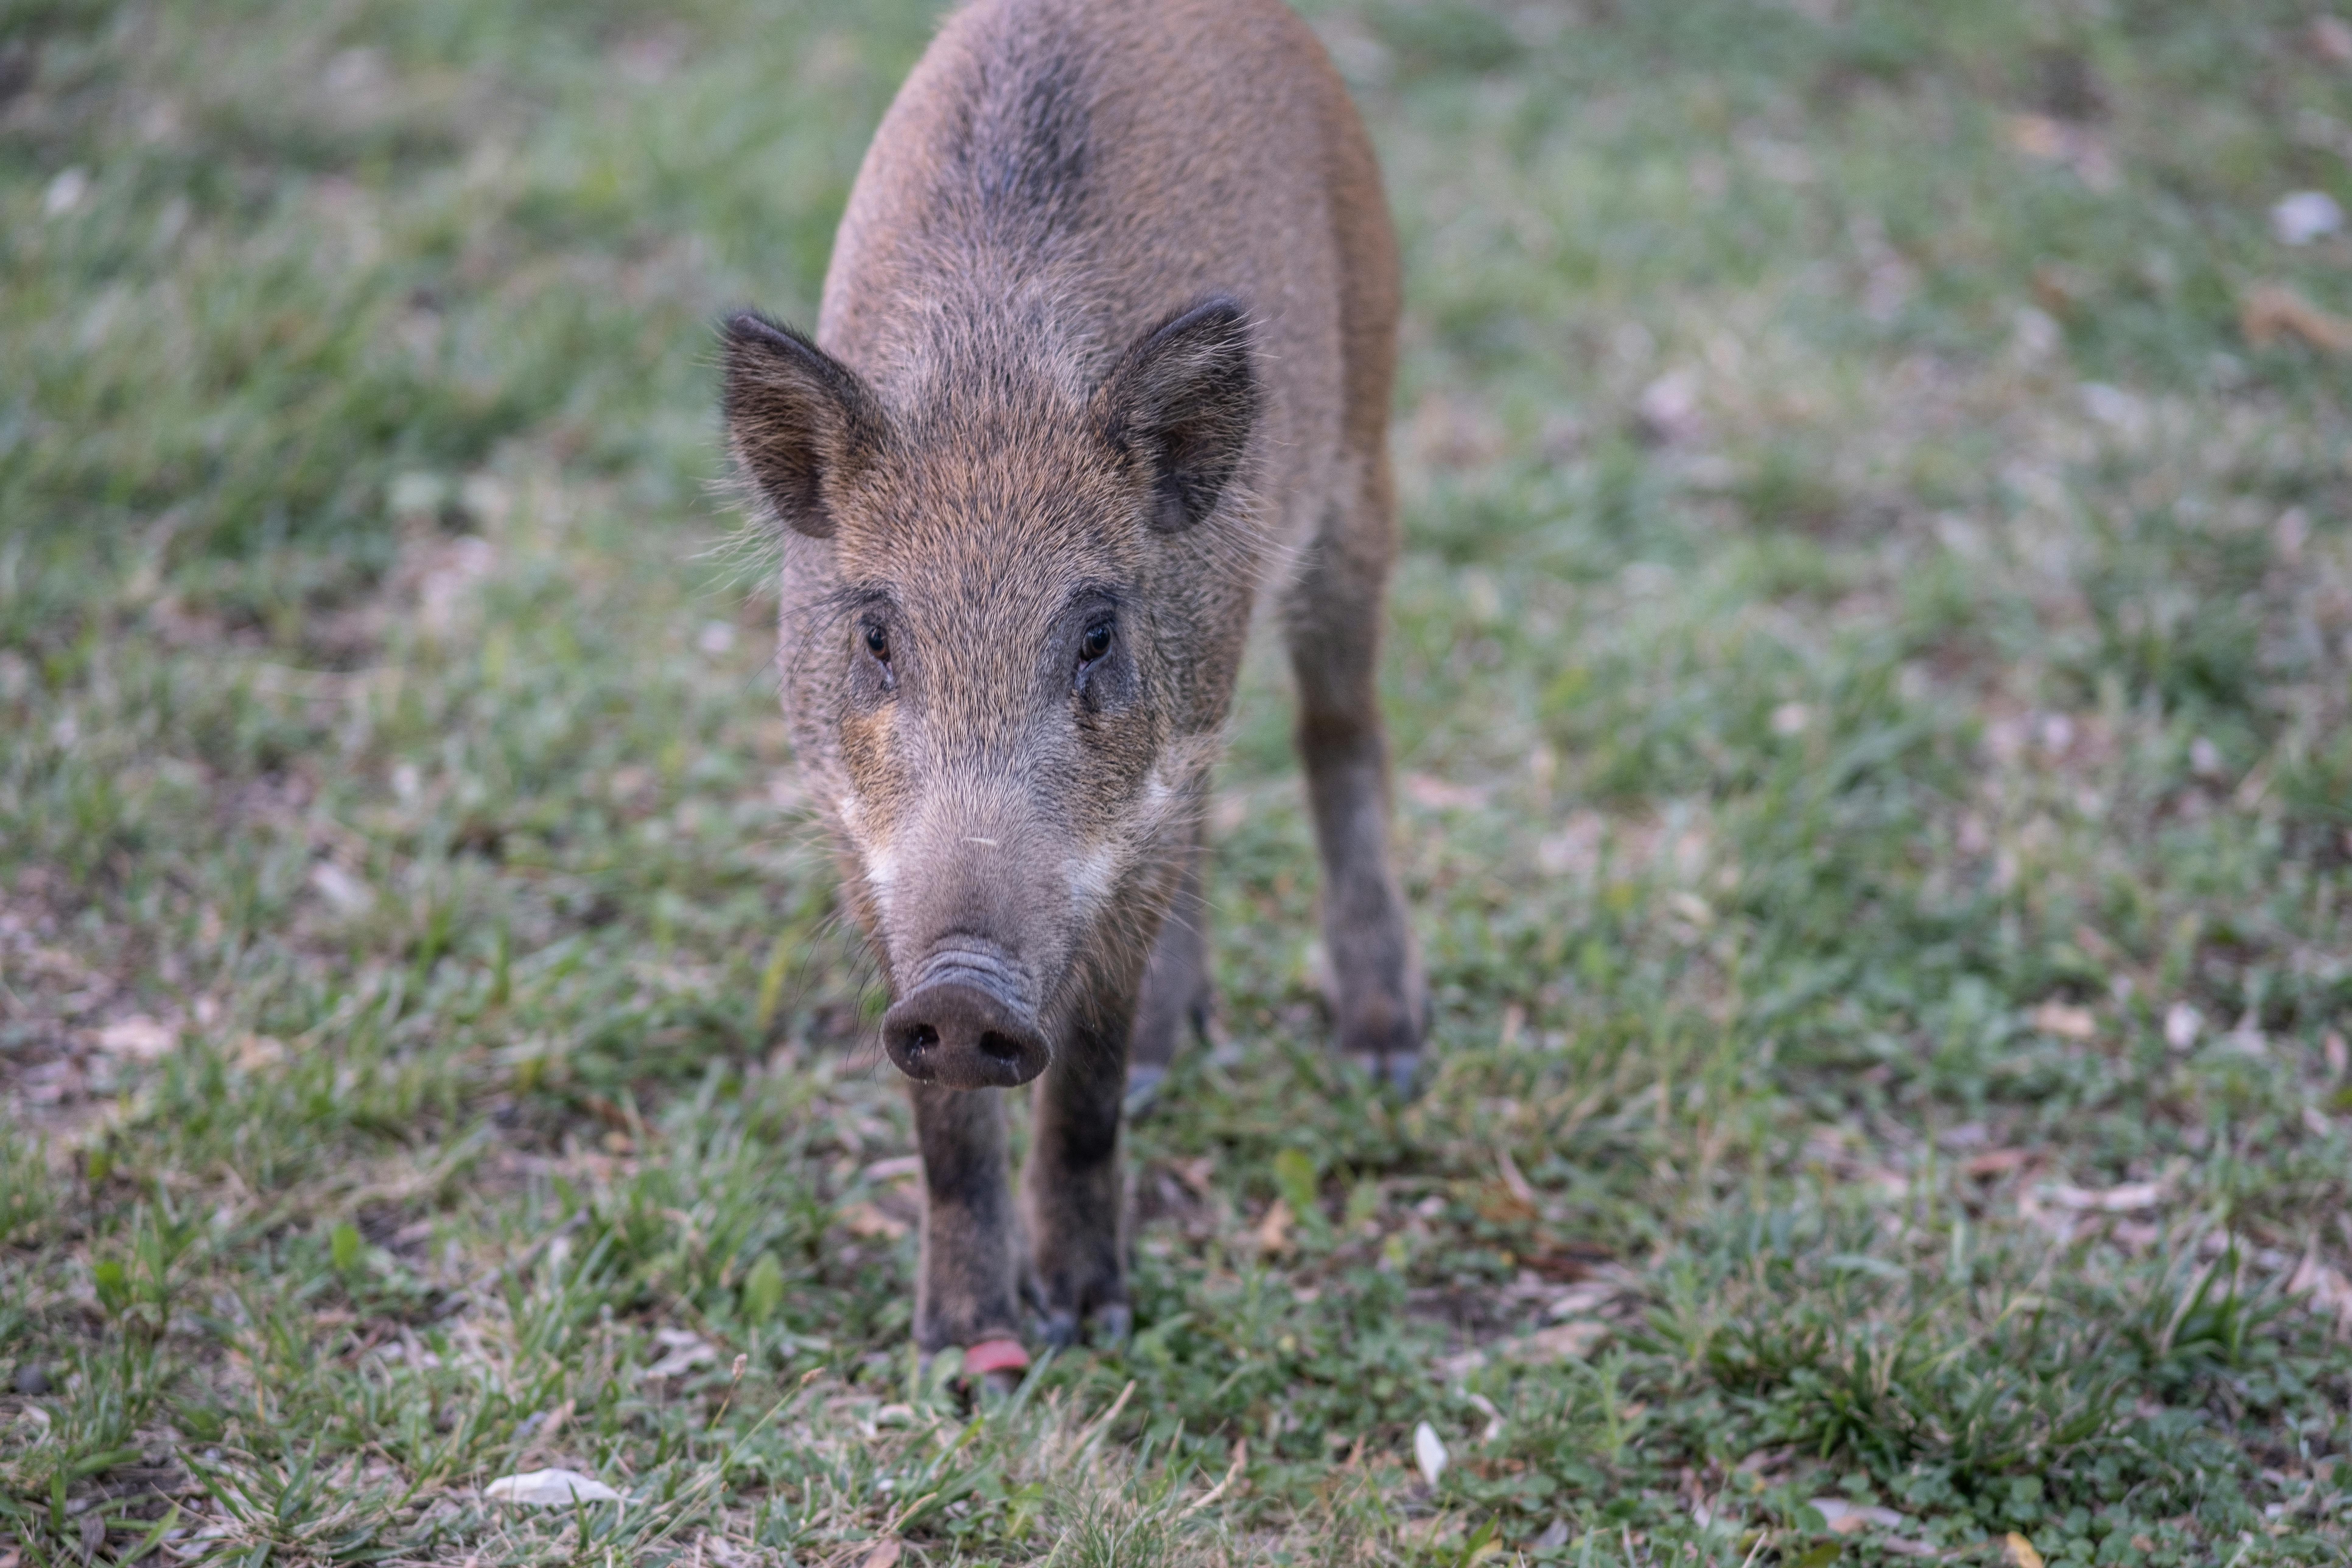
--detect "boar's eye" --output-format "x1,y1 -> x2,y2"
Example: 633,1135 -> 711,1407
1078,619 -> 1113,665
862,621 -> 892,663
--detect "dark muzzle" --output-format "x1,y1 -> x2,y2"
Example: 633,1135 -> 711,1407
882,945 -> 1049,1088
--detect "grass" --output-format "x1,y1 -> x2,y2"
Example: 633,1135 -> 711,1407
4,0 -> 2351,1562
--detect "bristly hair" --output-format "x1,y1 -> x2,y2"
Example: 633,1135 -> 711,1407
942,30 -> 1094,244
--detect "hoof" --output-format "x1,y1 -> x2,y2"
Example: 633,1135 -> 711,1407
1037,1304 -> 1131,1349
1344,1047 -> 1423,1098
1089,1302 -> 1133,1346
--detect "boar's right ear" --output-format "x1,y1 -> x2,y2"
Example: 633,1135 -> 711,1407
1094,296 -> 1260,534
721,311 -> 885,541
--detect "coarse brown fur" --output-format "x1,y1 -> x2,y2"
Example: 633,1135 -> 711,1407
722,0 -> 1420,1362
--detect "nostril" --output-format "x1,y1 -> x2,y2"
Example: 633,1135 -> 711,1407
882,977 -> 1046,1087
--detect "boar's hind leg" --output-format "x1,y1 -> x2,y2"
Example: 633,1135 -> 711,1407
1022,1010 -> 1131,1346
1125,825 -> 1210,1115
910,1082 -> 1025,1358
1286,470 -> 1425,1093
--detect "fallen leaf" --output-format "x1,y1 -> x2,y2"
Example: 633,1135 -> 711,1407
1173,1155 -> 1216,1197
1806,1497 -> 1907,1535
2029,1001 -> 2096,1040
1536,812 -> 1606,877
2242,284 -> 2352,353
1509,1320 -> 1610,1363
840,1202 -> 910,1241
1402,774 -> 1488,810
94,1017 -> 177,1061
860,1155 -> 922,1183
860,1541 -> 902,1568
483,1468 -> 622,1506
2032,263 -> 2083,316
233,1034 -> 285,1069
1545,1281 -> 1621,1318
1413,1420 -> 1448,1486
309,860 -> 376,915
2006,113 -> 2067,159
1963,1148 -> 2034,1179
2047,1181 -> 2164,1213
1254,1197 -> 1293,1257
1474,1180 -> 1538,1228
1434,1348 -> 1488,1382
1495,1146 -> 1536,1206
2286,1250 -> 2352,1336
641,1331 -> 716,1380
2004,114 -> 2116,186
2003,1532 -> 2045,1568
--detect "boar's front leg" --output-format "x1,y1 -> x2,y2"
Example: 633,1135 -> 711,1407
1287,467 -> 1425,1093
1021,1003 -> 1131,1346
909,1081 -> 1025,1360
1124,825 -> 1210,1114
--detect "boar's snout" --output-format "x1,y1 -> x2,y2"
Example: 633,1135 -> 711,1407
882,945 -> 1050,1089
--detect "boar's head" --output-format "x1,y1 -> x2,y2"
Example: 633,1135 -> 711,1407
722,298 -> 1258,1090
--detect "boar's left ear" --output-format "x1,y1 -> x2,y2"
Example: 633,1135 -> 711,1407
1094,296 -> 1260,534
721,310 -> 887,541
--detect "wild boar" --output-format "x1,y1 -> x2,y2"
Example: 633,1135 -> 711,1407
721,0 -> 1420,1375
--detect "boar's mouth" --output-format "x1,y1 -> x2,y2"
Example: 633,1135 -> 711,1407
881,941 -> 1050,1089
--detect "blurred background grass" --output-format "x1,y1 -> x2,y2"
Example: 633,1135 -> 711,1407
3,0 -> 2351,1563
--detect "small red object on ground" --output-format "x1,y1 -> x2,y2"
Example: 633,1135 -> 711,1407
962,1338 -> 1029,1377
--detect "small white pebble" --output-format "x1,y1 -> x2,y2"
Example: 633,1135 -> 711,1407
44,168 -> 89,218
2271,190 -> 2344,246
